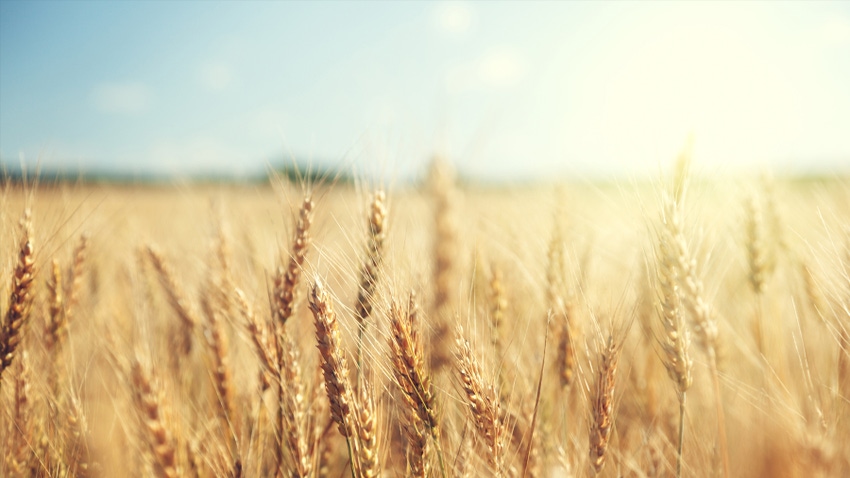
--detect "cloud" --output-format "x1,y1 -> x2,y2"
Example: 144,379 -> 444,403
92,82 -> 152,114
199,61 -> 234,92
445,47 -> 525,92
433,2 -> 474,35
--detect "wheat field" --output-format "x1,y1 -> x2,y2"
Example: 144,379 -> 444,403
1,161 -> 848,477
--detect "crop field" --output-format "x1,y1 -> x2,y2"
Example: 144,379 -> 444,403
0,161 -> 848,477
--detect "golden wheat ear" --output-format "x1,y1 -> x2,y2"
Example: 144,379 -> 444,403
146,244 -> 199,355
355,189 -> 387,325
388,292 -> 446,477
588,335 -> 622,475
455,325 -> 506,476
130,360 -> 179,478
65,232 -> 89,325
355,374 -> 380,478
277,329 -> 312,478
6,351 -> 33,474
272,194 -> 314,328
655,193 -> 694,478
308,278 -> 362,476
355,190 -> 387,370
308,279 -> 355,439
199,286 -> 236,446
388,294 -> 439,438
1,209 -> 35,383
663,165 -> 729,478
429,158 -> 457,374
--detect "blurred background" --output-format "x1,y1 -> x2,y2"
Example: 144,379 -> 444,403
1,0 -> 848,182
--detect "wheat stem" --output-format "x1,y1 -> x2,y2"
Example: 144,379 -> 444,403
677,391 -> 687,478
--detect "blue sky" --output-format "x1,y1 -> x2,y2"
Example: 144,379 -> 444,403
1,1 -> 849,180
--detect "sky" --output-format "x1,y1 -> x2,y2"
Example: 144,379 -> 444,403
1,1 -> 849,181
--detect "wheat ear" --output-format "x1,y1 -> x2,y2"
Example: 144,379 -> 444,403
355,190 -> 387,370
744,193 -> 768,357
45,258 -> 66,352
588,336 -> 621,475
355,378 -> 380,478
131,360 -> 178,478
45,257 -> 67,394
388,293 -> 446,477
431,158 -> 456,317
388,295 -> 439,435
272,194 -> 314,327
0,210 -> 35,383
277,329 -> 312,477
456,325 -> 505,476
308,279 -> 358,476
64,232 -> 89,325
65,393 -> 94,477
235,288 -> 277,376
147,245 -> 199,354
489,264 -> 506,363
665,172 -> 729,478
656,194 -> 693,478
200,288 -> 236,444
4,351 -> 32,474
404,411 -> 431,478
430,158 -> 457,372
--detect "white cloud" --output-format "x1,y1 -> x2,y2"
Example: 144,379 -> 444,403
92,82 -> 152,114
199,61 -> 234,92
433,2 -> 474,35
